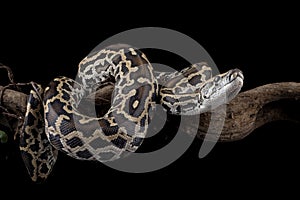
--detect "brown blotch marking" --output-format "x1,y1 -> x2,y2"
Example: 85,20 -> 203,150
128,85 -> 152,118
111,136 -> 127,149
66,137 -> 84,148
124,48 -> 147,68
188,75 -> 202,86
98,118 -> 119,136
161,89 -> 174,95
131,137 -> 144,147
121,62 -> 129,75
163,96 -> 178,105
76,149 -> 93,159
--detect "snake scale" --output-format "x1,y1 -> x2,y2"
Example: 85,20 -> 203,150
19,44 -> 244,182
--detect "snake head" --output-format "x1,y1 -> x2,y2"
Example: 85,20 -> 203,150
199,68 -> 244,112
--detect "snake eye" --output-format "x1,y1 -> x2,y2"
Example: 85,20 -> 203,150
230,72 -> 238,81
203,95 -> 209,99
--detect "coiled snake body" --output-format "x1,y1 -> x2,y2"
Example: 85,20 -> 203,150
19,44 -> 244,182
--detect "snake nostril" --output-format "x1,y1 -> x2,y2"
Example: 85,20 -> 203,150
203,95 -> 209,99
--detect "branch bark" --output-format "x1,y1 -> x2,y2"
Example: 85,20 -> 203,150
0,86 -> 28,114
1,82 -> 299,142
196,82 -> 300,141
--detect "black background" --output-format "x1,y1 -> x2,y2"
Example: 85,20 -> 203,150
0,2 -> 299,197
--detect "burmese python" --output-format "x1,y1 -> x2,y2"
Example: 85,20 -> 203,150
19,44 -> 244,182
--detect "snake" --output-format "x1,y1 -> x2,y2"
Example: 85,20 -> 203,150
19,44 -> 244,182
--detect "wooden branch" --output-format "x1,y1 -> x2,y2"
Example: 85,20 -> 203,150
196,82 -> 300,141
0,86 -> 28,114
1,82 -> 299,142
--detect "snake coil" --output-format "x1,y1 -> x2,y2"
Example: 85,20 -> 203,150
20,44 -> 244,182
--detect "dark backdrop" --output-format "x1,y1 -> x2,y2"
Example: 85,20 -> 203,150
0,2 -> 299,197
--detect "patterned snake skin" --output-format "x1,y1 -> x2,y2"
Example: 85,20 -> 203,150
19,44 -> 244,182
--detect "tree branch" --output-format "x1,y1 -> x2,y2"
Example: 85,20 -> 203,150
1,82 -> 299,142
196,82 -> 300,141
0,86 -> 28,114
